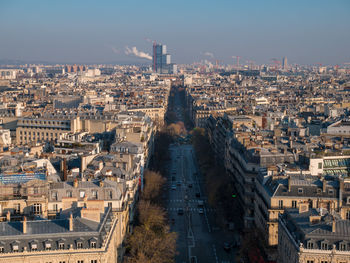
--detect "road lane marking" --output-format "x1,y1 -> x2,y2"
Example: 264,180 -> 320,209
212,244 -> 219,263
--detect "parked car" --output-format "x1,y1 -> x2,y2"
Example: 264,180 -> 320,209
171,185 -> 176,190
177,208 -> 184,215
198,208 -> 204,214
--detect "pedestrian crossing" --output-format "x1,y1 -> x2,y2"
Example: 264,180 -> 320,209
166,207 -> 216,212
168,199 -> 206,203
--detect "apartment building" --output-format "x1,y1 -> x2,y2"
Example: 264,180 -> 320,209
0,206 -> 120,263
16,116 -> 81,145
278,208 -> 350,263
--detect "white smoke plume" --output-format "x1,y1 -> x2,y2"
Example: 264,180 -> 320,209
125,46 -> 152,60
203,51 -> 214,58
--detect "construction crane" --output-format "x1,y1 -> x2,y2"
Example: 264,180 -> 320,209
271,58 -> 281,71
232,56 -> 241,69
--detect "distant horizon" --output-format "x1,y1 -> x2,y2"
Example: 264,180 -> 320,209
0,58 -> 346,67
1,0 -> 349,66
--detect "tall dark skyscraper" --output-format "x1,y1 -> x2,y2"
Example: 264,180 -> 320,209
282,56 -> 288,70
152,42 -> 177,74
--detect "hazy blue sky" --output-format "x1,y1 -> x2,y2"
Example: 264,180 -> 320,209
0,0 -> 349,65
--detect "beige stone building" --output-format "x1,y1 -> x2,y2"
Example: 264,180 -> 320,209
255,172 -> 339,248
0,206 -> 120,263
278,208 -> 350,263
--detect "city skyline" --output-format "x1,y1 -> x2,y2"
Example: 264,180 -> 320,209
0,0 -> 349,65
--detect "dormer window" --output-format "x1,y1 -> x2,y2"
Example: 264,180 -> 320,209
328,189 -> 334,195
339,241 -> 347,251
0,246 -> 4,253
58,243 -> 64,250
321,241 -> 329,250
298,188 -> 303,194
90,241 -> 97,248
12,244 -> 19,252
307,240 -> 314,249
347,197 -> 350,204
317,188 -> 322,194
45,242 -> 51,250
77,242 -> 83,249
31,243 -> 37,251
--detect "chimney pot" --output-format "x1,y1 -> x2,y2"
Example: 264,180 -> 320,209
73,179 -> 78,188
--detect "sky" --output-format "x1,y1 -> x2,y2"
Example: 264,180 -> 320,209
0,0 -> 349,65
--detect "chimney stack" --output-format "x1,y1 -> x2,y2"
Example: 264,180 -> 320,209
322,179 -> 327,192
23,216 -> 27,234
69,213 -> 73,231
73,178 -> 78,188
332,219 -> 336,233
288,176 -> 292,192
6,211 -> 10,221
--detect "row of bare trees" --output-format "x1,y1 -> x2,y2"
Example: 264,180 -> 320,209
190,128 -> 240,226
124,170 -> 177,263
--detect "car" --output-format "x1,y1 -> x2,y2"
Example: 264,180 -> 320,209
188,183 -> 193,188
177,181 -> 181,186
195,192 -> 200,198
171,185 -> 176,190
198,208 -> 204,214
177,208 -> 184,215
172,176 -> 176,181
223,242 -> 231,252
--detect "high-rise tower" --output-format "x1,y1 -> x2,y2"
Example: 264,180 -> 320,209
282,57 -> 288,70
152,42 -> 177,74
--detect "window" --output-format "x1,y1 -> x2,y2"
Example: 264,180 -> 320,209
80,191 -> 85,198
34,187 -> 39,194
0,247 -> 4,253
292,200 -> 297,208
14,203 -> 20,214
77,261 -> 84,263
31,243 -> 38,251
45,243 -> 51,250
53,204 -> 58,212
278,200 -> 283,209
59,261 -> 66,263
92,190 -> 98,199
307,261 -> 314,263
347,211 -> 350,220
52,191 -> 58,200
307,241 -> 314,249
328,189 -> 334,195
318,162 -> 322,169
32,203 -> 42,215
109,191 -> 113,199
58,243 -> 65,250
66,191 -> 72,197
12,244 -> 19,252
298,188 -> 303,194
321,242 -> 328,250
90,241 -> 97,248
77,242 -> 83,249
340,242 -> 347,251
91,260 -> 97,263
321,261 -> 328,263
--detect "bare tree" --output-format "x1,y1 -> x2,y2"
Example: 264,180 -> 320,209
142,170 -> 166,203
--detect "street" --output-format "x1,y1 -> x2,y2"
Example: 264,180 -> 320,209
166,144 -> 239,263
